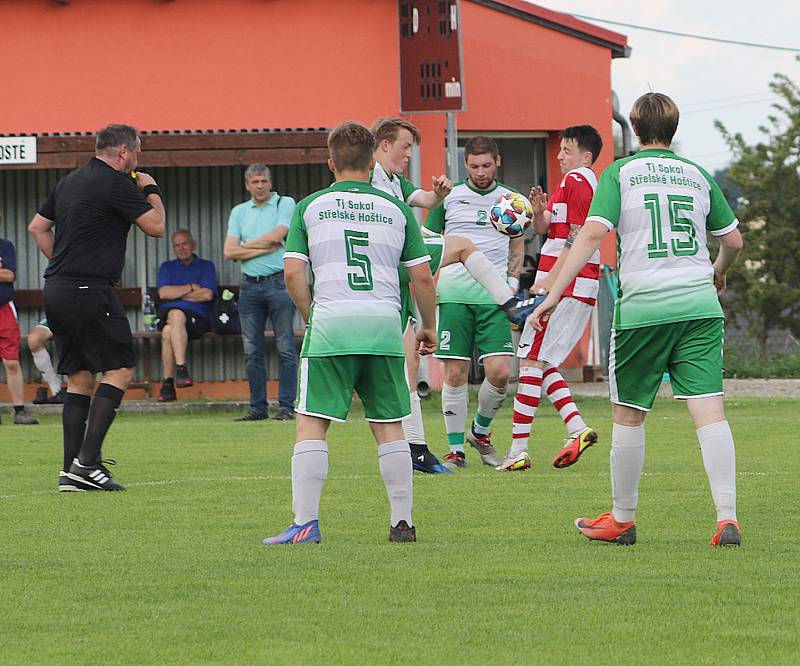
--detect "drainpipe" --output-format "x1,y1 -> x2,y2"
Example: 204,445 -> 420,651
612,90 -> 632,157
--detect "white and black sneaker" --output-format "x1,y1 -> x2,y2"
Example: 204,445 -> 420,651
58,470 -> 87,492
67,459 -> 125,491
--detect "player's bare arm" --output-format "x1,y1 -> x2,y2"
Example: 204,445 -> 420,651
410,175 -> 453,209
242,225 -> 288,251
712,228 -> 744,294
529,186 -> 551,234
407,262 -> 438,355
28,213 -> 55,259
223,235 -> 269,261
530,220 -> 608,330
133,171 -> 166,238
284,256 -> 312,323
532,222 -> 581,294
507,236 -> 524,281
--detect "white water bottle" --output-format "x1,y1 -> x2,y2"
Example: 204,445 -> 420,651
143,294 -> 157,332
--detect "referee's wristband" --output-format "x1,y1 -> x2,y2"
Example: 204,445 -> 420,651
142,184 -> 162,199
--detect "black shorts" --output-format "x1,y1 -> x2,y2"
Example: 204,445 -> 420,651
44,281 -> 135,375
158,307 -> 210,340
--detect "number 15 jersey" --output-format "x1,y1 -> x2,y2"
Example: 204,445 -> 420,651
285,180 -> 430,357
587,149 -> 738,330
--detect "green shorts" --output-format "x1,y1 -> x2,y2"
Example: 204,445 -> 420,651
434,302 -> 514,360
399,235 -> 445,330
609,317 -> 724,411
295,355 -> 410,422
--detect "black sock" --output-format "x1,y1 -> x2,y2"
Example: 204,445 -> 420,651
14,405 -> 24,414
78,384 -> 125,466
63,392 -> 91,471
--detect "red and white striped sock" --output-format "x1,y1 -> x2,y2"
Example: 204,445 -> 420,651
511,366 -> 543,457
543,364 -> 587,437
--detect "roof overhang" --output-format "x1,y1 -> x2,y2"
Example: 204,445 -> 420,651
469,0 -> 630,58
0,129 -> 330,170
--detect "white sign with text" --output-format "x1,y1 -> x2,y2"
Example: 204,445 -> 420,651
0,136 -> 37,164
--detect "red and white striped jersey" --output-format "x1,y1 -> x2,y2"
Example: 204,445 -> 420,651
536,166 -> 599,305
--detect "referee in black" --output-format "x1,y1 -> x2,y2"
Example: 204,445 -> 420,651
29,124 -> 165,491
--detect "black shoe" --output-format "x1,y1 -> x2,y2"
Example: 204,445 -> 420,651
47,389 -> 66,405
272,409 -> 295,421
67,460 -> 125,491
14,409 -> 39,425
158,379 -> 177,402
175,365 -> 193,388
234,411 -> 269,422
33,387 -> 49,405
389,520 -> 417,543
410,444 -> 453,474
501,293 -> 546,327
58,471 -> 87,492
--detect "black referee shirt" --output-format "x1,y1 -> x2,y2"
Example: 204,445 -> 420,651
39,157 -> 153,284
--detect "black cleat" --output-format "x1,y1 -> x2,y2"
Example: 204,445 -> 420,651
501,294 -> 546,327
271,408 -> 295,421
47,389 -> 66,404
410,444 -> 453,474
58,471 -> 87,492
14,409 -> 39,425
389,520 -> 417,543
33,387 -> 49,404
158,378 -> 177,402
67,460 -> 125,491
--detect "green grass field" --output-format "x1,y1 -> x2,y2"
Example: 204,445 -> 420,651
2,396 -> 798,664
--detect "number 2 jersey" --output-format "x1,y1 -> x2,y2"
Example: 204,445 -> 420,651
284,180 -> 431,357
587,148 -> 738,330
537,167 -> 599,305
424,180 -> 517,304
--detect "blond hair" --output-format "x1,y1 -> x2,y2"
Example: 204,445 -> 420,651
371,116 -> 421,146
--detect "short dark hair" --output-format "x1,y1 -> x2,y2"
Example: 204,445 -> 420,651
463,136 -> 499,160
96,124 -> 139,152
328,121 -> 376,172
371,117 -> 421,145
630,93 -> 680,146
561,125 -> 603,164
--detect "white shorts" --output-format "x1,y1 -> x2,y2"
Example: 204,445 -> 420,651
516,297 -> 592,366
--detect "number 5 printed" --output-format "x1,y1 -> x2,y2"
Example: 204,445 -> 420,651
344,229 -> 373,291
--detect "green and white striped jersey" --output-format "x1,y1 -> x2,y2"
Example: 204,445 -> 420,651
370,161 -> 423,205
285,180 -> 430,357
424,180 -> 516,304
587,148 -> 738,329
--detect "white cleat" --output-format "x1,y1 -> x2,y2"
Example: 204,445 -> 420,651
496,450 -> 532,472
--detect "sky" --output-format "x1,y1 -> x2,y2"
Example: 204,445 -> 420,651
531,0 -> 800,172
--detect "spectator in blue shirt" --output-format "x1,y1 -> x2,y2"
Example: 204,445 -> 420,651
156,229 -> 217,402
224,164 -> 298,421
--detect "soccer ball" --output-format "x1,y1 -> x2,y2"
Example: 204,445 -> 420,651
489,192 -> 533,238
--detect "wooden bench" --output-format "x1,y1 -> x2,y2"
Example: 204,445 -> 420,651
13,286 -> 305,398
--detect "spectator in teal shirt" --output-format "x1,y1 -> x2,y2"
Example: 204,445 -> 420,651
224,164 -> 298,421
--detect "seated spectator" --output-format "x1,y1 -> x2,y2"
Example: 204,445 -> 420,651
29,320 -> 65,404
0,233 -> 37,424
156,229 -> 217,402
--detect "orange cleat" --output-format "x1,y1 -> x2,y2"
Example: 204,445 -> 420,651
553,427 -> 597,468
709,519 -> 741,547
574,512 -> 637,545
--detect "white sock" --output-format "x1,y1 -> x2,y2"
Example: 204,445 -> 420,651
442,383 -> 468,452
291,440 -> 328,525
698,420 -> 737,522
402,391 -> 426,447
472,378 -> 506,436
32,349 -> 62,395
610,423 -> 645,523
378,440 -> 413,527
463,252 -> 514,305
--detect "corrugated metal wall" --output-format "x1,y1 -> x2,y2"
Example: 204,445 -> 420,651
0,163 -> 332,383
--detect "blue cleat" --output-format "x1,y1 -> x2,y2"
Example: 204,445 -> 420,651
262,520 -> 322,545
501,293 -> 546,327
411,444 -> 454,474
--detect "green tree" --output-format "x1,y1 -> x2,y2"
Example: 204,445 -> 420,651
715,68 -> 800,357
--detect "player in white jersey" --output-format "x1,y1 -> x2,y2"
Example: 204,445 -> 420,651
370,117 -> 523,474
424,136 -> 525,469
263,121 -> 437,545
499,126 -> 603,473
531,93 -> 744,547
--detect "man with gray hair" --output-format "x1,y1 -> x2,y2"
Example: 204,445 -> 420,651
29,123 -> 165,490
224,165 -> 298,421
